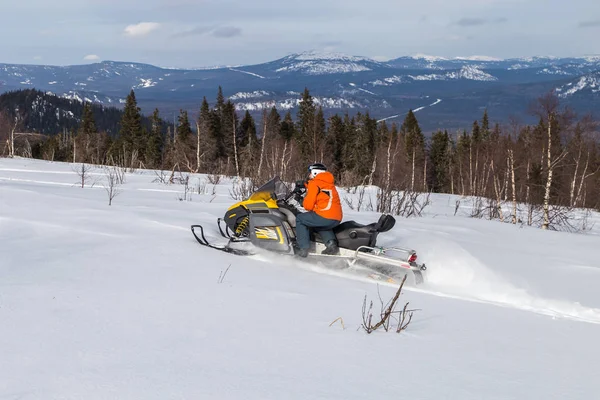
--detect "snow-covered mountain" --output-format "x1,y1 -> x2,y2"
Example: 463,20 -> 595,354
263,51 -> 391,75
371,66 -> 498,86
555,71 -> 600,98
2,51 -> 600,131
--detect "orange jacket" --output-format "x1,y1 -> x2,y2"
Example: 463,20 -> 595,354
302,171 -> 343,221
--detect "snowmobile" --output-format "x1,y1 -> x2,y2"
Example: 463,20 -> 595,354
190,177 -> 427,284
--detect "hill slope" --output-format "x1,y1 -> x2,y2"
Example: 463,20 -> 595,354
1,157 -> 600,399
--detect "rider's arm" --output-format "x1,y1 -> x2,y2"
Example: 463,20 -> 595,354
302,180 -> 318,211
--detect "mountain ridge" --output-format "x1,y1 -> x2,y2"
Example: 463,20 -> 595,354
2,50 -> 600,131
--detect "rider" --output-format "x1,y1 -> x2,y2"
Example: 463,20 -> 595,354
294,163 -> 343,257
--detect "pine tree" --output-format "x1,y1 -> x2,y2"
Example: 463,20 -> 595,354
313,106 -> 326,162
354,112 -> 379,182
324,114 -> 345,176
197,97 -> 213,172
79,102 -> 97,136
216,86 -> 225,116
401,109 -> 425,190
221,100 -> 239,175
116,89 -> 144,166
428,130 -> 450,192
238,110 -> 258,176
481,109 -> 490,140
238,110 -> 257,148
279,111 -> 295,141
76,101 -> 99,163
295,88 -> 316,164
176,109 -> 193,142
268,106 -> 281,133
146,108 -> 164,168
341,113 -> 358,177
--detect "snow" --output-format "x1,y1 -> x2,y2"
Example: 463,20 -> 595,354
369,75 -> 406,86
556,73 -> 600,98
411,53 -> 449,61
357,87 -> 376,95
2,157 -> 600,399
454,55 -> 502,61
413,98 -> 442,112
538,67 -> 571,76
445,66 -> 498,81
409,66 -> 497,82
275,61 -> 371,75
410,54 -> 502,62
290,50 -> 375,63
274,51 -> 380,75
62,91 -> 83,102
229,90 -> 271,100
377,98 -> 442,121
228,68 -> 266,79
134,78 -> 157,89
373,66 -> 496,86
234,96 -> 369,111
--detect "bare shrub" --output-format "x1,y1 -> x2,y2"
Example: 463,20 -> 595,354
343,185 -> 368,212
361,274 -> 417,334
104,166 -> 123,206
229,177 -> 255,201
377,186 -> 430,217
541,204 -> 595,233
196,178 -> 208,195
72,163 -> 96,188
207,174 -> 222,185
177,174 -> 192,201
152,169 -> 171,184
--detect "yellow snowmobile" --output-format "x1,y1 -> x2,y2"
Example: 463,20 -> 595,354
191,177 -> 427,284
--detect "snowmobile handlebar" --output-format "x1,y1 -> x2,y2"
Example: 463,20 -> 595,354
281,180 -> 306,203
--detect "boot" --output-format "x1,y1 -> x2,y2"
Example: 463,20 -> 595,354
295,247 -> 309,258
322,239 -> 339,255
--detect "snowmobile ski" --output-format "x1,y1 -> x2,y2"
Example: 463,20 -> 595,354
190,224 -> 252,256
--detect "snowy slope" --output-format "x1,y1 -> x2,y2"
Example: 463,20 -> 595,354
268,51 -> 388,75
1,157 -> 600,399
556,71 -> 600,98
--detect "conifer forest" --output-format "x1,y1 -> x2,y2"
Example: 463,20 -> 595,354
1,86 -> 599,228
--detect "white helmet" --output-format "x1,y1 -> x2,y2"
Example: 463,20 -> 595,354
308,163 -> 327,179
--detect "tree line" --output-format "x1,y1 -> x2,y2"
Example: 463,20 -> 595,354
2,86 -> 599,222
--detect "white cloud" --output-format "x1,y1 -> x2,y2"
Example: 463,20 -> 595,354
33,55 -> 43,60
83,54 -> 100,61
124,22 -> 161,37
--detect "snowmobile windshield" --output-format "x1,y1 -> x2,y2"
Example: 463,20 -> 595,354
249,177 -> 290,201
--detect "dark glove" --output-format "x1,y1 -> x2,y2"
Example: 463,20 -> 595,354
294,192 -> 304,204
294,180 -> 307,192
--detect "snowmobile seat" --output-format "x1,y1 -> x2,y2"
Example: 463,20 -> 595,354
332,215 -> 396,250
373,213 -> 396,233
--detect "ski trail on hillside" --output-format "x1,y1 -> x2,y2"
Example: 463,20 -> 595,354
377,98 -> 442,122
414,238 -> 600,324
228,68 -> 265,79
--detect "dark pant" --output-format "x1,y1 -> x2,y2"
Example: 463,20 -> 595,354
295,212 -> 340,249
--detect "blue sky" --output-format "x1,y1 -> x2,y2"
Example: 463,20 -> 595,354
2,0 -> 600,67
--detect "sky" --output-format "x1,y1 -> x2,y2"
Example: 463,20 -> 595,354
2,0 -> 600,68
